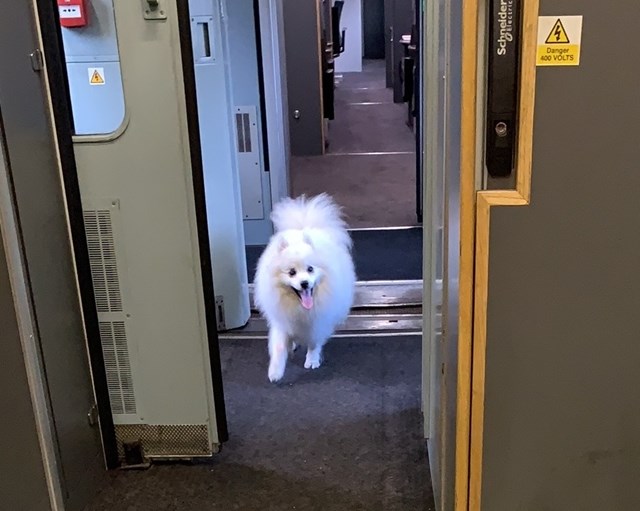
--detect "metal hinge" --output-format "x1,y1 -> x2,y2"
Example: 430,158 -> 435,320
215,295 -> 226,331
121,441 -> 151,470
87,403 -> 99,426
30,49 -> 43,72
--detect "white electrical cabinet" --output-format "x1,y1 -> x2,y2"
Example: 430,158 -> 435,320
189,0 -> 251,332
62,0 -> 226,459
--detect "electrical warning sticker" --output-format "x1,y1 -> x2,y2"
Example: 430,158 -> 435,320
537,16 -> 583,66
88,67 -> 105,85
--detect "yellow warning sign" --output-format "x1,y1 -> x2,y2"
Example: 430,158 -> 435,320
90,71 -> 104,84
88,67 -> 105,85
537,16 -> 583,66
544,19 -> 570,44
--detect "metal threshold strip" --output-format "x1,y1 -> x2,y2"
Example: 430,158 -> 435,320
347,225 -> 420,231
324,151 -> 415,156
219,313 -> 422,340
220,280 -> 427,340
346,101 -> 392,106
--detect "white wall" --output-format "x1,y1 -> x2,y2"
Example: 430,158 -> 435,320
334,0 -> 363,73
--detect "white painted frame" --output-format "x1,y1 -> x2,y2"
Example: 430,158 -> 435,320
258,0 -> 291,204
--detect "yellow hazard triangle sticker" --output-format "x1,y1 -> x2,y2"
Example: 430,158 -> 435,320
90,70 -> 104,84
545,19 -> 570,44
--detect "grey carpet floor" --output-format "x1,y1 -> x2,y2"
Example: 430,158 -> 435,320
291,59 -> 418,229
335,59 -> 387,89
291,154 -> 417,228
86,336 -> 434,511
325,103 -> 415,154
336,86 -> 392,103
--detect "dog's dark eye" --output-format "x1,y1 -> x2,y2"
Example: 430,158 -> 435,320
307,266 -> 314,273
288,268 -> 297,277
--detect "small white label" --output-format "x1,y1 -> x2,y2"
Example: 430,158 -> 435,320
88,67 -> 106,86
59,6 -> 82,19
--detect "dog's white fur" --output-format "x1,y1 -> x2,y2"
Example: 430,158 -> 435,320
254,194 -> 356,382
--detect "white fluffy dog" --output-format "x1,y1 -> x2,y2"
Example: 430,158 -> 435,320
254,193 -> 356,382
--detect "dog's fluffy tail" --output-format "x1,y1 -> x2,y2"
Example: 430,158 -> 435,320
271,193 -> 351,248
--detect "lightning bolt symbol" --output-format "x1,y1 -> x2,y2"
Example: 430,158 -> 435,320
554,23 -> 562,41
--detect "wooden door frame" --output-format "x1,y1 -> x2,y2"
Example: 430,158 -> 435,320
455,0 -> 540,509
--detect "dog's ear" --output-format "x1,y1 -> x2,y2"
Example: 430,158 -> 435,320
277,234 -> 289,252
302,229 -> 314,248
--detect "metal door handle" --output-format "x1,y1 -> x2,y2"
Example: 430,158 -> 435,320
143,0 -> 167,20
199,21 -> 212,58
485,0 -> 522,178
191,16 -> 215,63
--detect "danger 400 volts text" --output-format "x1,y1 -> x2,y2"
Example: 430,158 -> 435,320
539,46 -> 575,63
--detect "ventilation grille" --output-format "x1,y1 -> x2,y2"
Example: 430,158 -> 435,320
84,209 -> 123,313
235,112 -> 252,153
84,206 -> 135,416
234,106 -> 264,220
115,424 -> 212,458
100,321 -> 136,415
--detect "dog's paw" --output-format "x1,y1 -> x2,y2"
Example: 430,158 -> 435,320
268,367 -> 284,383
268,359 -> 286,382
304,351 -> 322,370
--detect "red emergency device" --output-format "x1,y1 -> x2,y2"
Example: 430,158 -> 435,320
58,0 -> 88,28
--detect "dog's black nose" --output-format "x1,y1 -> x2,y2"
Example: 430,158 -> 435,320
300,280 -> 309,290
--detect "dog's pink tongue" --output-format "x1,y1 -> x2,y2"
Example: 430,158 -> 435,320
300,289 -> 314,310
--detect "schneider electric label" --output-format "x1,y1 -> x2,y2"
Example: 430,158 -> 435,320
537,16 -> 583,66
496,0 -> 515,56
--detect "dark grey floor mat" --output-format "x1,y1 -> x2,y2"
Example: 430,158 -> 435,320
246,227 -> 423,282
86,336 -> 434,511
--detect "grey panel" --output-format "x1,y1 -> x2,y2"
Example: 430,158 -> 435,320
234,106 -> 265,220
423,0 -> 448,502
391,0 -> 413,103
424,0 -> 463,506
189,0 -> 216,17
363,0 -> 385,59
282,0 -> 324,156
0,2 -> 106,509
384,0 -> 394,86
225,0 -> 273,244
482,1 -> 640,509
321,0 -> 332,43
437,0 -> 463,508
190,0 -> 252,331
66,61 -> 126,134
0,150 -> 52,511
60,0 -> 125,135
60,0 -> 119,61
